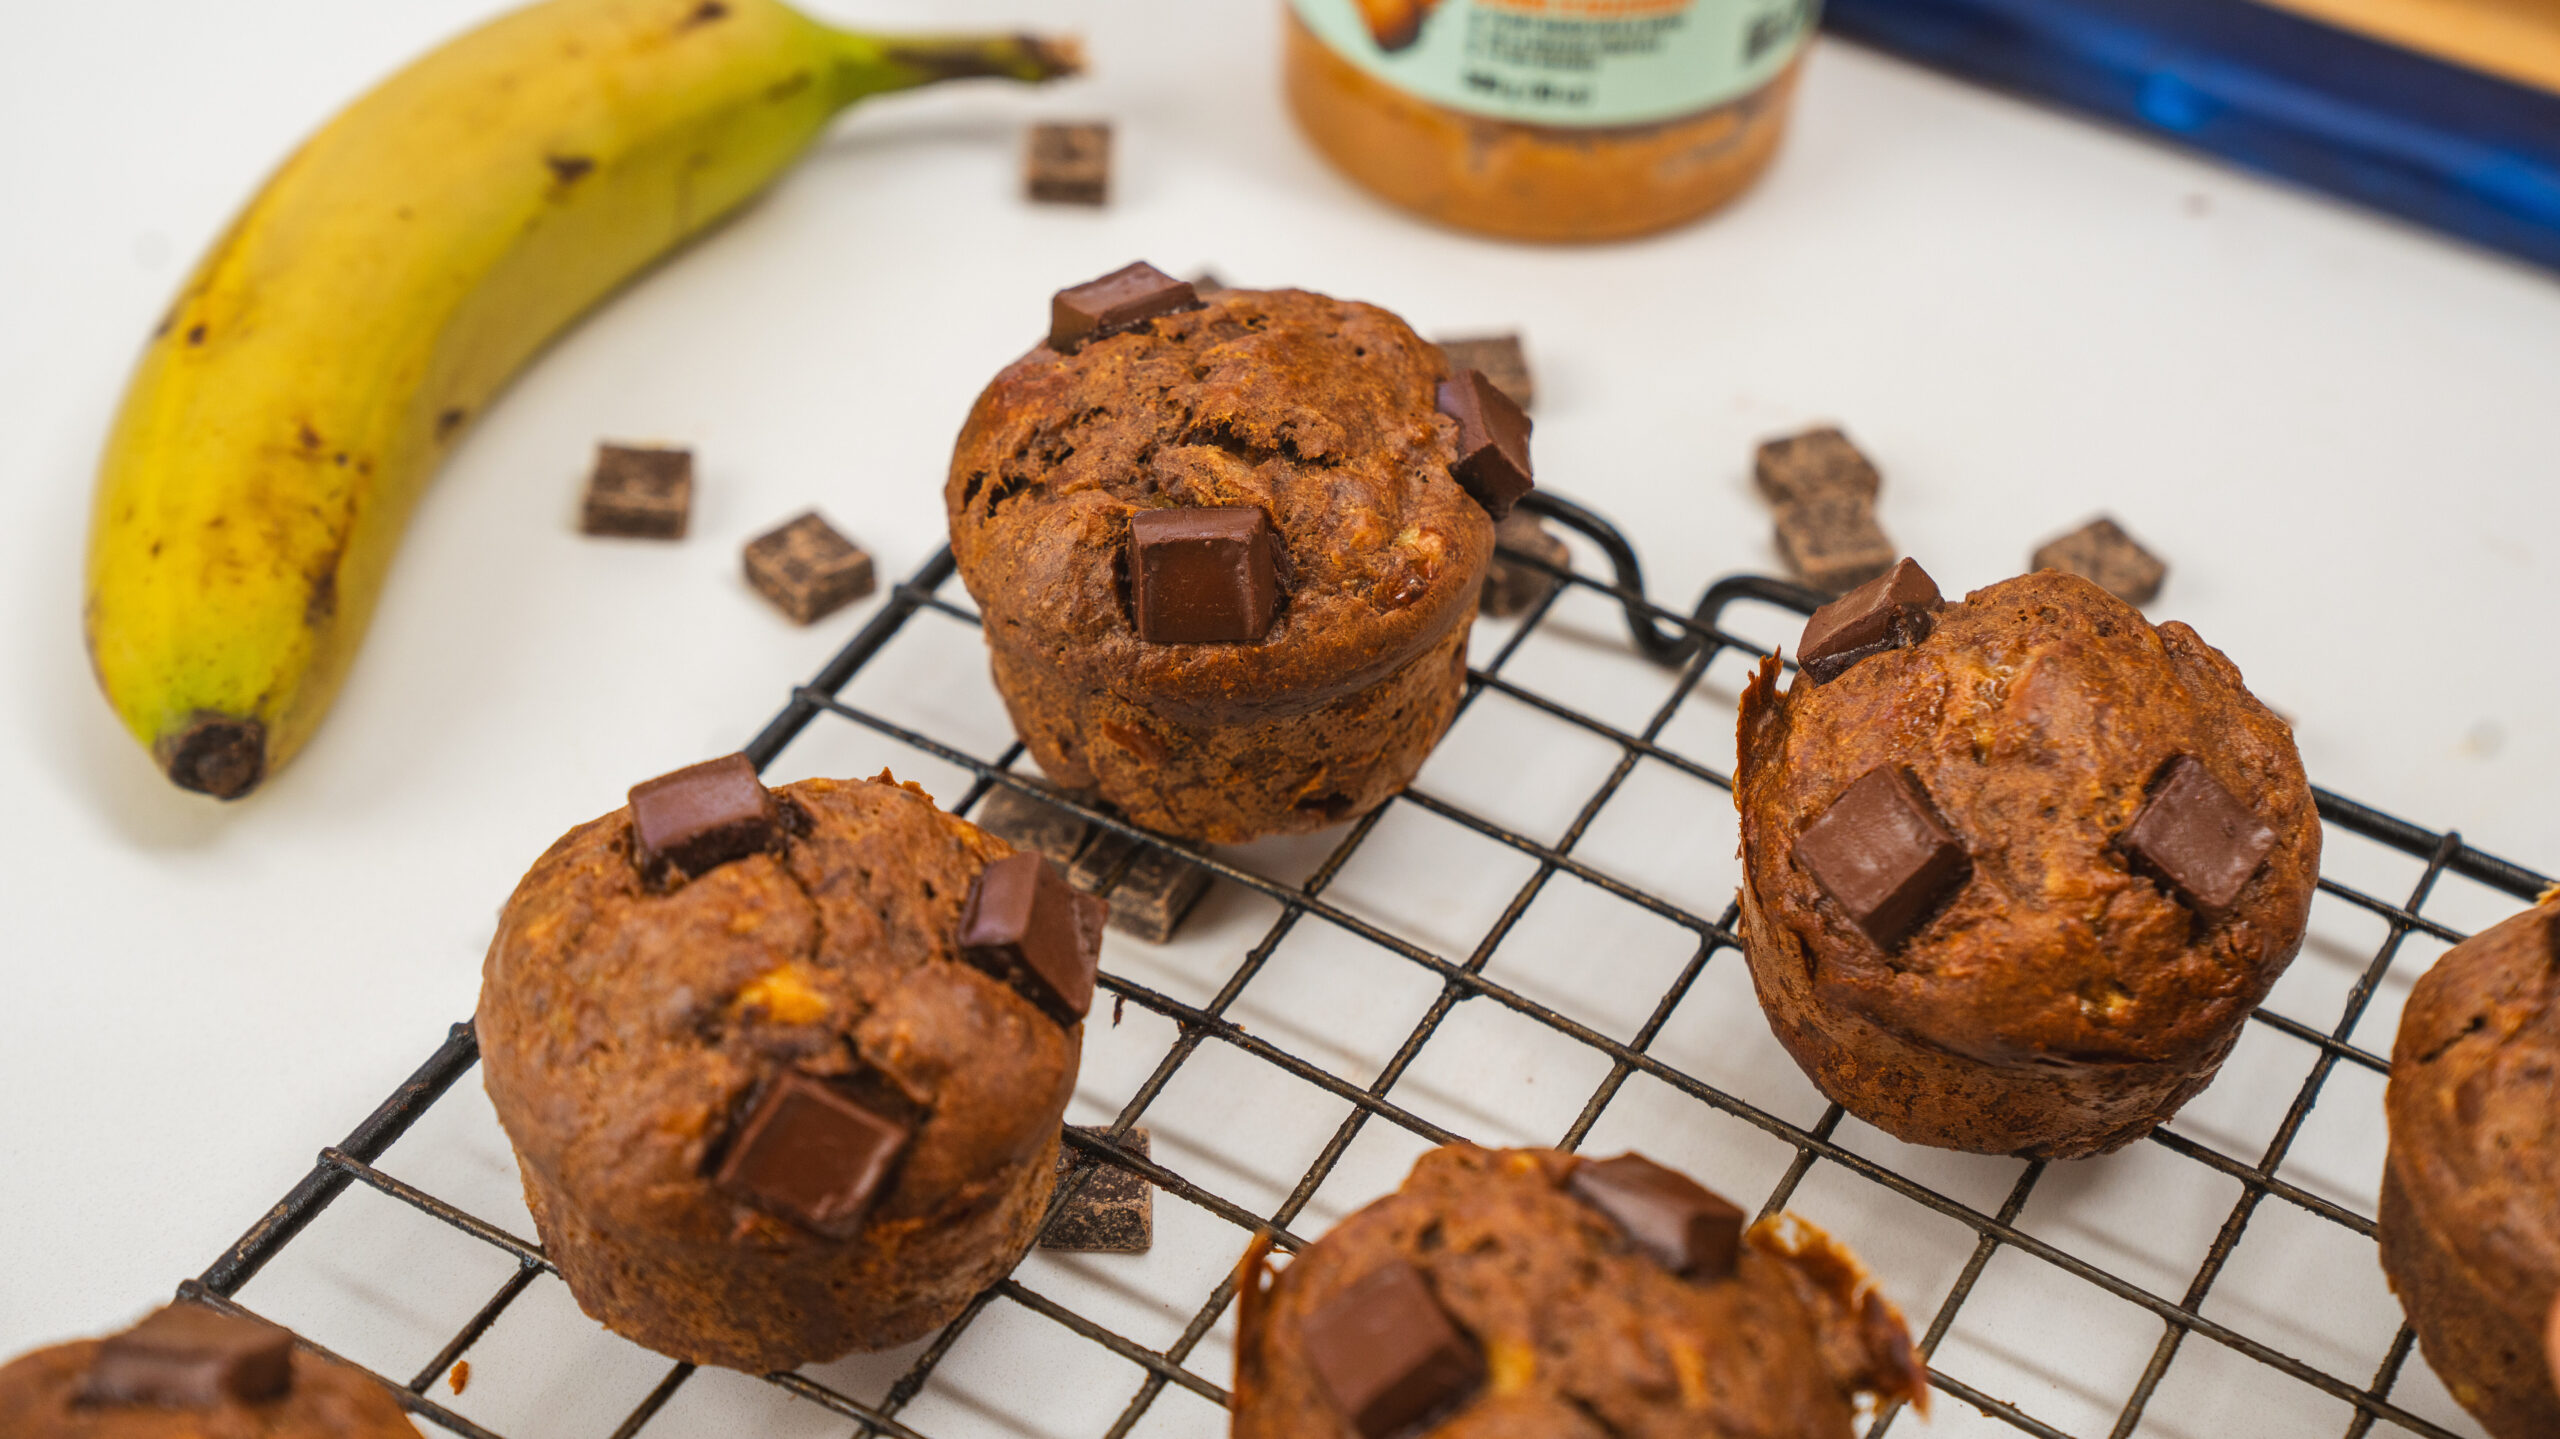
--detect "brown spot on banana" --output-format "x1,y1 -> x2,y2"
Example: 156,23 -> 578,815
436,407 -> 466,442
766,70 -> 812,102
186,324 -> 207,346
545,154 -> 594,187
158,713 -> 266,799
678,1 -> 729,29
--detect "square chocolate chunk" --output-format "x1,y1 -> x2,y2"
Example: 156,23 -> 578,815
1042,1126 -> 1154,1252
2033,515 -> 2167,605
80,1306 -> 294,1408
1480,509 -> 1569,618
1754,426 -> 1881,508
1303,1260 -> 1486,1439
744,511 -> 875,625
1435,334 -> 1535,410
1129,507 -> 1282,644
959,852 -> 1106,1025
713,1071 -> 910,1239
974,780 -> 1096,869
1049,261 -> 1202,353
1772,486 -> 1897,597
1436,369 -> 1534,520
1569,1152 -> 1745,1281
1025,121 -> 1111,206
1068,826 -> 1141,895
628,753 -> 779,881
1796,557 -> 1939,684
2118,755 -> 2276,916
581,443 -> 692,539
1793,765 -> 1972,950
1107,844 -> 1213,943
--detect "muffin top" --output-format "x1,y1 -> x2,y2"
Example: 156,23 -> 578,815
2386,898 -> 2560,1314
0,1318 -> 415,1438
1737,570 -> 2320,1069
476,774 -> 1077,1246
1235,1145 -> 1923,1439
945,284 -> 1493,724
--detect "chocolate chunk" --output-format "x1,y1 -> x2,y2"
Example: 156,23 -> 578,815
1302,1259 -> 1486,1439
959,852 -> 1107,1025
1025,121 -> 1111,206
1068,826 -> 1140,895
580,443 -> 693,539
79,1305 -> 294,1408
1480,509 -> 1569,618
973,781 -> 1095,869
1107,845 -> 1212,943
1568,1152 -> 1746,1281
1435,334 -> 1534,410
1754,426 -> 1880,508
2032,515 -> 2167,605
1049,261 -> 1203,352
713,1071 -> 910,1239
1793,766 -> 1973,950
2118,755 -> 2276,916
1042,1126 -> 1154,1252
1129,507 -> 1282,644
1796,557 -> 1940,684
628,754 -> 779,880
744,511 -> 875,625
1436,369 -> 1534,520
1755,427 -> 1896,595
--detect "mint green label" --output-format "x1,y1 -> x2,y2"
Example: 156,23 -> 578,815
1294,0 -> 1816,127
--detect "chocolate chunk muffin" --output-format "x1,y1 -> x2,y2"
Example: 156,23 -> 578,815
477,761 -> 1098,1370
1233,1145 -> 1926,1438
2378,897 -> 2560,1439
1735,563 -> 2319,1159
945,263 -> 1501,843
0,1303 -> 417,1437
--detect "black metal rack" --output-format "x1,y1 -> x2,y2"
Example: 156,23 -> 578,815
178,491 -> 2551,1439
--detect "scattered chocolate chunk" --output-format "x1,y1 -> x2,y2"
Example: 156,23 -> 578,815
1069,826 -> 1141,895
1042,1127 -> 1154,1252
2118,755 -> 2276,916
1108,845 -> 1213,943
974,781 -> 1095,869
1754,427 -> 1895,595
713,1071 -> 909,1239
2032,515 -> 2167,605
629,754 -> 779,880
1480,509 -> 1569,617
1025,121 -> 1111,206
1568,1152 -> 1745,1281
1129,507 -> 1282,644
744,511 -> 875,624
1796,557 -> 1940,684
1754,426 -> 1880,508
1303,1259 -> 1485,1439
1436,369 -> 1534,520
580,443 -> 692,539
1049,261 -> 1203,353
1793,766 -> 1972,950
80,1305 -> 294,1408
1435,334 -> 1534,409
959,852 -> 1107,1025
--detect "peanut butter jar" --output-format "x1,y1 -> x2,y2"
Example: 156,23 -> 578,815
1284,0 -> 1816,241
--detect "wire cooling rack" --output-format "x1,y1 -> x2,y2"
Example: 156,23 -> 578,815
176,491 -> 2553,1439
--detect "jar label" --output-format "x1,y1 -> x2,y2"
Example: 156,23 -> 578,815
1291,0 -> 1817,128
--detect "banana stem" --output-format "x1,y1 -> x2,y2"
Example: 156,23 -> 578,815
825,30 -> 1085,106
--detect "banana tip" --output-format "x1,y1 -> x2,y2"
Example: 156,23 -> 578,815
158,714 -> 267,800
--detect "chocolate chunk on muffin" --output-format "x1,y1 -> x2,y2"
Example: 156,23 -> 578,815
1233,1145 -> 1926,1438
477,762 -> 1098,1370
945,263 -> 1503,843
1735,563 -> 2319,1159
0,1303 -> 417,1437
2379,898 -> 2560,1439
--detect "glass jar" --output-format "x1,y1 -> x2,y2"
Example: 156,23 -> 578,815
1284,0 -> 1816,242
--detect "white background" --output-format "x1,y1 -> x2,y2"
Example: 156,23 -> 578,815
4,0 -> 2557,1421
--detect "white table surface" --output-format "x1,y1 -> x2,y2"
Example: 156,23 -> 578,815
6,0 -> 2558,1424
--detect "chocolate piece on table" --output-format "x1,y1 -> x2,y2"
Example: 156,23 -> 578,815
1793,765 -> 1972,950
580,443 -> 693,539
1049,261 -> 1203,353
1303,1259 -> 1486,1439
1025,121 -> 1111,206
1435,333 -> 1535,410
1128,507 -> 1282,644
744,511 -> 875,625
1567,1152 -> 1746,1281
629,753 -> 779,880
959,852 -> 1107,1025
1796,557 -> 1940,684
1480,509 -> 1569,618
1042,1126 -> 1154,1252
974,781 -> 1096,869
1773,487 -> 1896,597
713,1071 -> 910,1239
1753,426 -> 1880,508
2032,515 -> 2167,606
79,1305 -> 295,1408
1068,826 -> 1141,896
1107,844 -> 1212,943
1435,369 -> 1534,520
2118,755 -> 2277,916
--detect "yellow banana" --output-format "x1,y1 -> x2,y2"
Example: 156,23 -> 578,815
85,0 -> 1076,798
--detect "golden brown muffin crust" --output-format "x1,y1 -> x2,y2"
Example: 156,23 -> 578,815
0,1340 -> 416,1439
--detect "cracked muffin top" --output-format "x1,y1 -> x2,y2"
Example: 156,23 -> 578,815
476,773 -> 1077,1247
944,285 -> 1493,720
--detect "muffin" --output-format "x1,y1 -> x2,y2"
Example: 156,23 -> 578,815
2378,897 -> 2560,1438
477,757 -> 1101,1370
0,1303 -> 416,1437
1735,561 -> 2320,1159
944,262 -> 1515,844
1233,1144 -> 1926,1438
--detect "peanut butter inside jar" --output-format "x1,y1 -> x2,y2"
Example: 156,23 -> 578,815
1283,0 -> 1813,242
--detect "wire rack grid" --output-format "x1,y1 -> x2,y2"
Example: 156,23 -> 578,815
174,490 -> 2552,1439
